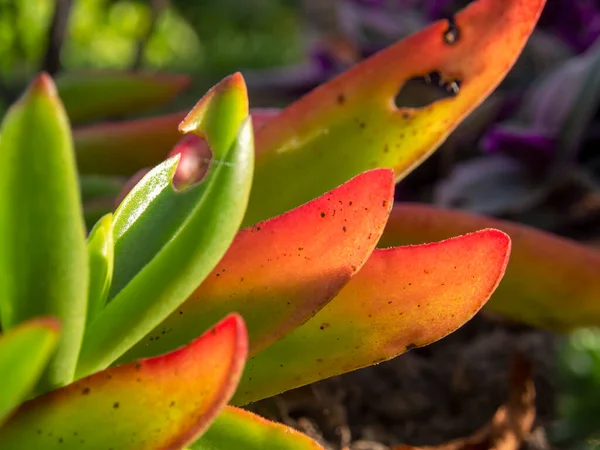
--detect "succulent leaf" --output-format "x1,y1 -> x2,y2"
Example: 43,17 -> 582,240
0,73 -> 89,389
233,229 -> 511,405
0,314 -> 247,450
0,318 -> 60,425
378,203 -> 600,331
86,214 -> 114,323
56,72 -> 190,124
119,168 -> 395,364
76,73 -> 254,377
192,406 -> 324,450
243,0 -> 546,225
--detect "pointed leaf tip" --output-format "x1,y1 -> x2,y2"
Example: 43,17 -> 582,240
233,228 -> 511,404
178,72 -> 248,136
0,314 -> 248,449
29,72 -> 58,97
120,167 -> 395,364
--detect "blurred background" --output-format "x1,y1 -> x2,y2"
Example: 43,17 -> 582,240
2,0 -> 600,449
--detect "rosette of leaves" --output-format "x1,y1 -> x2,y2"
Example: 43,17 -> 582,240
0,0 -> 554,448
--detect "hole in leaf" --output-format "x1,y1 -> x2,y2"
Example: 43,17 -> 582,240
394,71 -> 461,109
169,134 -> 214,190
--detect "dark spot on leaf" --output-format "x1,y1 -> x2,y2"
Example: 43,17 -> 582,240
382,200 -> 387,207
349,201 -> 353,206
113,402 -> 120,409
359,122 -> 366,129
179,310 -> 183,315
320,323 -> 330,330
135,363 -> 142,370
384,145 -> 389,153
320,212 -> 326,218
316,358 -> 323,363
388,301 -> 392,304
443,16 -> 460,44
337,94 -> 345,104
406,343 -> 417,350
342,226 -> 347,232
82,387 -> 90,395
170,401 -> 176,407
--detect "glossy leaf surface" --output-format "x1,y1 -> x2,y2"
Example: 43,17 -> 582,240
192,406 -> 324,450
0,315 -> 247,450
0,74 -> 88,389
121,169 -> 395,363
86,214 -> 114,323
233,230 -> 511,405
56,71 -> 189,124
243,0 -> 545,225
379,203 -> 600,331
0,318 -> 60,425
76,73 -> 254,377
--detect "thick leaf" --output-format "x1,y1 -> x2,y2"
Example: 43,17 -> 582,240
76,73 -> 254,377
192,406 -> 324,450
0,318 -> 60,425
0,74 -> 88,389
86,214 -> 114,323
233,229 -> 511,405
378,203 -> 600,331
74,112 -> 186,176
243,0 -> 545,225
0,314 -> 247,450
74,108 -> 282,177
56,71 -> 190,124
120,169 -> 395,364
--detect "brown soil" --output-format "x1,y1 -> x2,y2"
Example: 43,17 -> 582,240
247,313 -> 558,450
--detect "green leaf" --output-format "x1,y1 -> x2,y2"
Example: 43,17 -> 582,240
192,406 -> 324,450
0,318 -> 60,425
86,214 -> 114,324
56,71 -> 190,124
0,73 -> 89,390
75,73 -> 254,378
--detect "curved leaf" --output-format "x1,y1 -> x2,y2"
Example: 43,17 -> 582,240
192,406 -> 324,450
56,71 -> 190,124
86,214 -> 114,323
76,73 -> 254,378
233,229 -> 511,405
74,108 -> 282,177
0,318 -> 60,425
243,0 -> 545,225
120,168 -> 395,364
74,112 -> 185,176
378,203 -> 600,331
0,73 -> 88,389
0,314 -> 247,450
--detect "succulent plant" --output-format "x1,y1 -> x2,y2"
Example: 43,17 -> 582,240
5,0 -> 592,448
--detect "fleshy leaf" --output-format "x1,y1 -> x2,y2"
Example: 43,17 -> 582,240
74,108 -> 281,177
232,229 -> 510,405
0,73 -> 88,389
74,112 -> 185,176
191,406 -> 324,450
0,314 -> 247,450
120,168 -> 395,364
76,73 -> 254,377
243,0 -> 545,225
86,214 -> 114,323
56,71 -> 190,124
378,203 -> 600,331
0,318 -> 60,425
